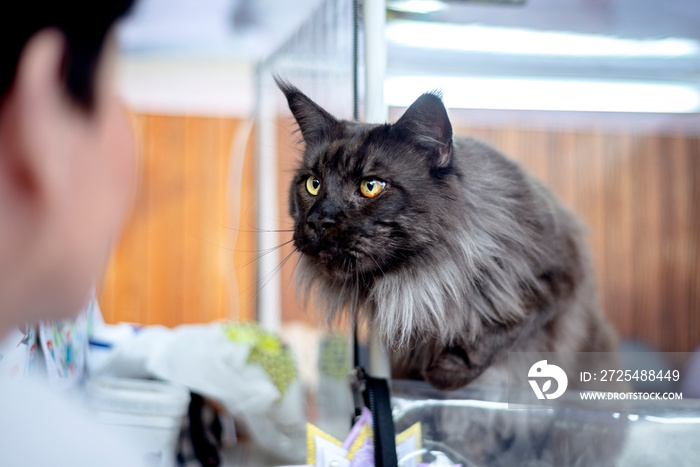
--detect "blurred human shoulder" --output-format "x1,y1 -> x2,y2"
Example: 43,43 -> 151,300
0,378 -> 150,466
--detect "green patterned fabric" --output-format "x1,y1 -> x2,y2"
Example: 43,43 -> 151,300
222,322 -> 296,396
319,333 -> 350,380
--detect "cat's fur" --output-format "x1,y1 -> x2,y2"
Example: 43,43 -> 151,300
277,78 -> 618,391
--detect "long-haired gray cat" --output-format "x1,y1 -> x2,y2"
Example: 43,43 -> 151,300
276,78 -> 619,392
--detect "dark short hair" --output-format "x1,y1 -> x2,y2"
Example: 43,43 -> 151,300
0,1 -> 134,110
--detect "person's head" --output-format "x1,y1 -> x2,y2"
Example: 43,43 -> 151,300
0,1 -> 137,335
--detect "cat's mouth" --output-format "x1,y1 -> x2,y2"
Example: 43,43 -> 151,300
294,228 -> 390,280
310,247 -> 375,279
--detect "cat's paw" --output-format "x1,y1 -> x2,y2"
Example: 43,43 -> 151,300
421,347 -> 484,391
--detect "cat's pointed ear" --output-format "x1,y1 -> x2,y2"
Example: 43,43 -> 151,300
274,76 -> 338,144
393,92 -> 453,167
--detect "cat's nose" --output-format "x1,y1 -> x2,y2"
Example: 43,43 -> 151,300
307,215 -> 336,234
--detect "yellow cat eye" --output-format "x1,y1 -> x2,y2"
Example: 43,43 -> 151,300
306,175 -> 321,196
359,179 -> 386,198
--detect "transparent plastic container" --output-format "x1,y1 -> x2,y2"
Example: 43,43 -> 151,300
391,380 -> 700,467
85,376 -> 190,467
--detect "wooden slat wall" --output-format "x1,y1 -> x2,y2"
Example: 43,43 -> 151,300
98,113 -> 257,326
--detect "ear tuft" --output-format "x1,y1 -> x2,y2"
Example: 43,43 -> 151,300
274,75 -> 338,144
393,91 -> 453,168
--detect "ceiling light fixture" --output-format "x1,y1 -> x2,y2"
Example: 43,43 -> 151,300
387,1 -> 446,14
385,75 -> 700,113
387,21 -> 700,58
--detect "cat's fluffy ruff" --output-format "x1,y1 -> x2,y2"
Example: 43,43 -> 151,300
277,77 -> 617,390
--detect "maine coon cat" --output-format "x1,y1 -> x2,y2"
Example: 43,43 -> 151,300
276,78 -> 619,392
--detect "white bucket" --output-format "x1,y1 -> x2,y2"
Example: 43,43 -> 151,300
85,376 -> 190,467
